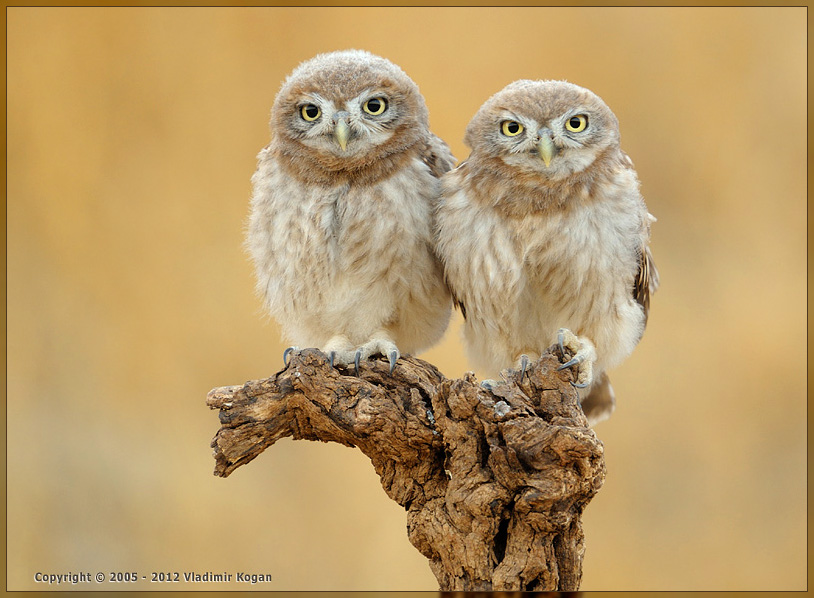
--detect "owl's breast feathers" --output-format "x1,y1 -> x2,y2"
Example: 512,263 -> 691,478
250,148 -> 452,346
448,151 -> 655,325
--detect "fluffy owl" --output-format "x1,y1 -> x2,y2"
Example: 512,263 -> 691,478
435,80 -> 658,424
247,50 -> 454,373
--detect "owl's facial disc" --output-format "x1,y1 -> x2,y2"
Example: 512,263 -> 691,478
288,89 -> 405,163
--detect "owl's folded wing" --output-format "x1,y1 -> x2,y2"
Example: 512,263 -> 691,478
634,244 -> 658,325
421,134 -> 456,178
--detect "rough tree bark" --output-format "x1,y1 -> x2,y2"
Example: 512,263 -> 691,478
207,345 -> 605,591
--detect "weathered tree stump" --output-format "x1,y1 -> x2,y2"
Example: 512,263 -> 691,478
207,346 -> 605,591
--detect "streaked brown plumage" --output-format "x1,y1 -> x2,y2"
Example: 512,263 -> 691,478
436,79 -> 658,424
247,50 -> 454,372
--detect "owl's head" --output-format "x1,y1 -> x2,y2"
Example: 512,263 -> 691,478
464,80 -> 620,181
271,50 -> 430,172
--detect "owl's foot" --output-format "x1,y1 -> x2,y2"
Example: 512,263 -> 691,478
556,328 -> 596,388
321,335 -> 400,375
325,349 -> 356,369
321,335 -> 356,371
283,346 -> 301,366
353,337 -> 400,375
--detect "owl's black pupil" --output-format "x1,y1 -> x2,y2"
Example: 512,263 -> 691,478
304,105 -> 319,118
368,99 -> 381,112
508,122 -> 519,133
570,117 -> 581,128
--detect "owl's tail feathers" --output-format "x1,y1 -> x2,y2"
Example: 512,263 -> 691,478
580,371 -> 616,425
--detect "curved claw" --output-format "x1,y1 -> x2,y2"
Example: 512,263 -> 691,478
329,351 -> 336,368
354,350 -> 362,376
558,356 -> 583,371
283,347 -> 296,366
518,354 -> 530,382
388,350 -> 398,374
571,380 -> 590,389
558,330 -> 566,356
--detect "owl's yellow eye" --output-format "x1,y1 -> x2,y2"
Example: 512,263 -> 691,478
501,121 -> 524,137
565,114 -> 588,132
363,97 -> 387,115
301,104 -> 321,121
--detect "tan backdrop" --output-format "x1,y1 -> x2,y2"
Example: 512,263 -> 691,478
6,6 -> 806,591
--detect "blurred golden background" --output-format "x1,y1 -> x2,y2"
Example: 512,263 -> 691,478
6,6 -> 806,591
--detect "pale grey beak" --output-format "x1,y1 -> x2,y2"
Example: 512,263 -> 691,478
537,129 -> 555,167
332,111 -> 350,151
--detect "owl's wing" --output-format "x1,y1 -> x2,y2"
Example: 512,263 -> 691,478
450,286 -> 467,320
634,244 -> 658,324
421,134 -> 456,178
437,158 -> 468,319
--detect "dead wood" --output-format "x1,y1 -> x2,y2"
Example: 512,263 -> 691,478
207,346 -> 605,591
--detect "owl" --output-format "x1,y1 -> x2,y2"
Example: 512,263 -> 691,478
247,50 -> 454,374
435,80 -> 658,424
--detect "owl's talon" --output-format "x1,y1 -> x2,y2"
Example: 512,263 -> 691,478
571,380 -> 590,389
558,356 -> 583,371
329,351 -> 336,368
354,350 -> 362,376
518,354 -> 530,382
388,350 -> 398,374
283,346 -> 298,366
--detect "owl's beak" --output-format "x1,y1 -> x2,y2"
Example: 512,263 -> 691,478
332,113 -> 350,151
537,132 -> 555,167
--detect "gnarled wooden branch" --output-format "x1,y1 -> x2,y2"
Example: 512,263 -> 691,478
207,347 -> 605,591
